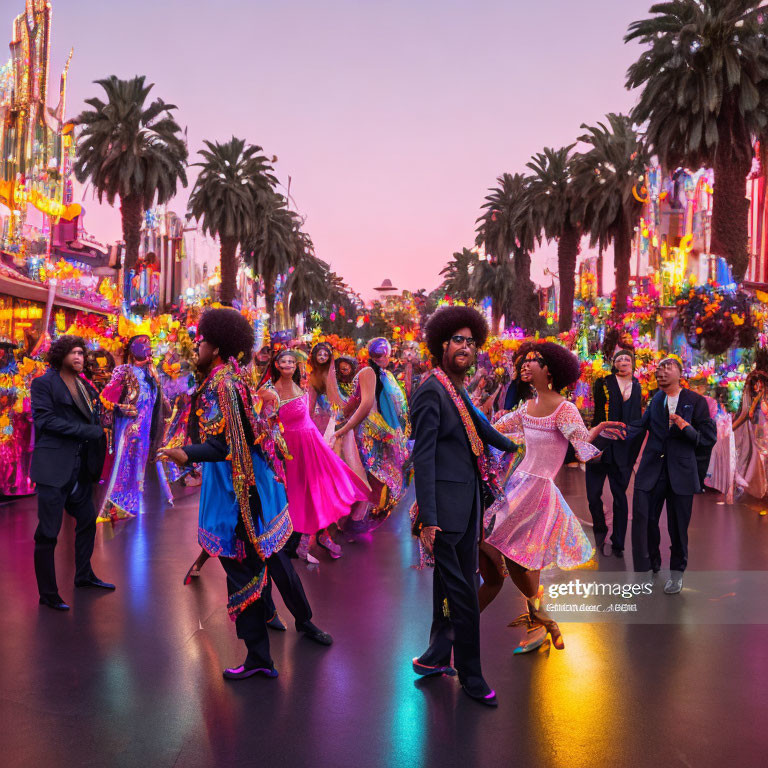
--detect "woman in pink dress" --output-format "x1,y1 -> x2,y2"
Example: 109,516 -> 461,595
486,343 -> 625,654
263,350 -> 371,561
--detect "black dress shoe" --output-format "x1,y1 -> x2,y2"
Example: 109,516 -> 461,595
39,595 -> 70,611
412,658 -> 457,677
223,663 -> 279,680
75,577 -> 116,590
651,560 -> 661,574
612,547 -> 624,558
267,611 -> 287,631
461,684 -> 498,708
298,622 -> 333,646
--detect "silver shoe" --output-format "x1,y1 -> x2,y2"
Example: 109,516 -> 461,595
296,534 -> 319,565
663,571 -> 684,594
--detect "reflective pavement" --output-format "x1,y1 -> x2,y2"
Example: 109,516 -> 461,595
0,468 -> 766,768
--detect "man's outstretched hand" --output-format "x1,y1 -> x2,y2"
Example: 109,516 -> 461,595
420,525 -> 442,555
157,447 -> 189,466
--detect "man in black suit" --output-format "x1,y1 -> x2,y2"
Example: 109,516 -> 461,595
629,358 -> 716,593
31,335 -> 113,611
586,350 -> 642,556
411,306 -> 516,707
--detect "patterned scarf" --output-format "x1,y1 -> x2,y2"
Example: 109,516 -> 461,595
431,367 -> 485,461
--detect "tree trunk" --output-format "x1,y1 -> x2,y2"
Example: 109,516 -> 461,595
597,251 -> 604,296
513,248 -> 539,332
263,267 -> 276,329
119,193 -> 143,273
710,102 -> 752,281
491,304 -> 502,336
557,223 -> 580,333
613,217 -> 631,315
219,236 -> 238,306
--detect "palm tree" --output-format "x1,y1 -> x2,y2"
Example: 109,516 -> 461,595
470,257 -> 517,335
625,0 -> 768,281
571,114 -> 648,315
242,191 -> 303,323
285,247 -> 331,318
187,137 -> 276,305
72,75 -> 188,273
438,248 -> 478,301
526,145 -> 580,332
475,173 -> 540,332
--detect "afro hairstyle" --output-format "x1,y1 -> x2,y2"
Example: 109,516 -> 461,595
197,308 -> 254,363
423,306 -> 489,363
533,341 -> 582,391
47,335 -> 88,370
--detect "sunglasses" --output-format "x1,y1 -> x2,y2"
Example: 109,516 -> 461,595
450,335 -> 476,347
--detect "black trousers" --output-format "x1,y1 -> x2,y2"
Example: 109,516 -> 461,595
262,549 -> 313,630
219,551 -> 273,670
34,461 -> 97,598
585,461 -> 631,550
418,491 -> 486,696
219,547 -> 314,669
632,465 -> 694,572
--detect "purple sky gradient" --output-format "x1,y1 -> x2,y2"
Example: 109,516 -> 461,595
44,0 -> 650,298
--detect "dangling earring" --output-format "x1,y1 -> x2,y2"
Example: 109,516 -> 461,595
548,379 -> 553,390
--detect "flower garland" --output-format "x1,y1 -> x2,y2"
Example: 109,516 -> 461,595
676,282 -> 757,355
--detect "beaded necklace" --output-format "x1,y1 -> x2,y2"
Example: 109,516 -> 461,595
431,367 -> 483,457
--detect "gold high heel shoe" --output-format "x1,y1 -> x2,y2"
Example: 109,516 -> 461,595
509,586 -> 565,654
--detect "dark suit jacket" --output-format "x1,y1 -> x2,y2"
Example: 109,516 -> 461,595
412,374 -> 516,533
30,369 -> 105,488
591,374 -> 642,467
630,388 -> 716,496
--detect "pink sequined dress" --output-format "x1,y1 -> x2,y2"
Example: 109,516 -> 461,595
279,393 -> 371,534
486,400 -> 597,570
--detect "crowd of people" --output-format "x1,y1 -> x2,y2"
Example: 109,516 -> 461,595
25,302 -> 768,706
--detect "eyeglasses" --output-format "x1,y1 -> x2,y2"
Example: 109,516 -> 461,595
450,335 -> 476,347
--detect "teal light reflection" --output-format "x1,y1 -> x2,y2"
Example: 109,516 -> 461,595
389,635 -> 427,768
389,485 -> 427,768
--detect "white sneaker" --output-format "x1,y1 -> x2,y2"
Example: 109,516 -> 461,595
663,571 -> 684,594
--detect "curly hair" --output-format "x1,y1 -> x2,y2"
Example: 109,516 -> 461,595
531,341 -> 581,391
47,335 -> 88,371
423,306 -> 489,363
197,308 -> 254,363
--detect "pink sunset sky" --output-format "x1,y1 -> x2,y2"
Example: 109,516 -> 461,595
43,0 -> 651,299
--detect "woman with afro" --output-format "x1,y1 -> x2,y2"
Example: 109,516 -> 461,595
485,341 -> 625,653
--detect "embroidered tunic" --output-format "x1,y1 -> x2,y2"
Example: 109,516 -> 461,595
185,363 -> 292,620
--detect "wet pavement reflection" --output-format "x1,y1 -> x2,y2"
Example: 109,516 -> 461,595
1,468 -> 767,767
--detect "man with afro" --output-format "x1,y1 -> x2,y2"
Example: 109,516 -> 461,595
160,308 -> 332,680
410,305 -> 516,707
